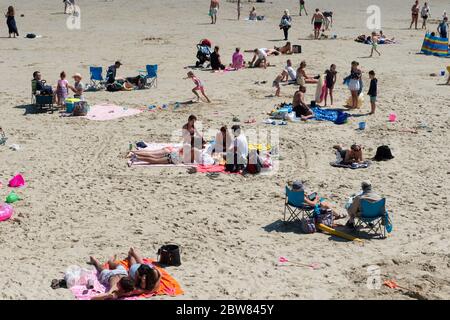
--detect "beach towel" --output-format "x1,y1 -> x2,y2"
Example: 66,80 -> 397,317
83,103 -> 142,121
70,258 -> 183,300
330,161 -> 370,169
421,33 -> 450,57
311,107 -> 349,124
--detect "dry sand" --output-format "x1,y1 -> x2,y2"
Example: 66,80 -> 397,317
0,0 -> 449,299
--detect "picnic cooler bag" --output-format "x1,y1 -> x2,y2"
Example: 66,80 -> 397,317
293,45 -> 302,54
157,244 -> 181,266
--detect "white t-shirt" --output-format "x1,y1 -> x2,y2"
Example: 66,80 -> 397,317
227,134 -> 249,165
257,48 -> 268,59
286,66 -> 297,81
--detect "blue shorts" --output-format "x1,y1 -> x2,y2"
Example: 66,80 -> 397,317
99,265 -> 127,286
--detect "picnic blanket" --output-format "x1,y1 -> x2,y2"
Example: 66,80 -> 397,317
330,161 -> 370,169
70,258 -> 183,300
421,33 -> 450,57
311,107 -> 349,124
83,103 -> 142,121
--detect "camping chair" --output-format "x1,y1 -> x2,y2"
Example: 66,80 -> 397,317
354,198 -> 391,239
283,186 -> 315,223
89,66 -> 105,90
138,64 -> 158,88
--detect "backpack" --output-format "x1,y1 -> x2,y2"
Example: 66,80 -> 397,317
373,145 -> 394,161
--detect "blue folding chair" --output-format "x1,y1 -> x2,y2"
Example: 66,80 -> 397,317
283,186 -> 315,223
89,66 -> 105,90
139,64 -> 158,88
355,198 -> 392,239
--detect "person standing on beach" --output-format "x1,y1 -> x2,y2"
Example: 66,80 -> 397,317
279,9 -> 292,40
437,17 -> 448,39
5,6 -> 19,38
369,32 -> 381,57
367,70 -> 378,115
237,0 -> 241,20
410,0 -> 420,30
210,0 -> 219,24
311,9 -> 325,39
421,2 -> 431,29
299,0 -> 308,16
64,0 -> 75,14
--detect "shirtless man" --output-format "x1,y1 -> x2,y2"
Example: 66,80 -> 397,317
311,8 -> 325,39
210,0 -> 220,24
410,0 -> 420,29
292,85 -> 314,120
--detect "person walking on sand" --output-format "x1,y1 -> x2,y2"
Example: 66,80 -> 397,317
5,6 -> 19,38
410,0 -> 420,29
237,0 -> 241,20
279,9 -> 292,40
299,0 -> 308,16
421,2 -> 431,29
311,9 -> 325,39
185,71 -> 211,103
369,32 -> 381,57
210,0 -> 219,24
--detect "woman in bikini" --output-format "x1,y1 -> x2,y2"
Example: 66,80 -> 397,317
296,61 -> 319,84
333,144 -> 364,164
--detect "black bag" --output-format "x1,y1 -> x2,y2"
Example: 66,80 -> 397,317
373,145 -> 394,161
157,245 -> 181,266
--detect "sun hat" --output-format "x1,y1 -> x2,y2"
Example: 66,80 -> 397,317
72,73 -> 82,79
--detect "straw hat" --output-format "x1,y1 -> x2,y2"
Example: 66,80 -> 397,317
72,73 -> 82,80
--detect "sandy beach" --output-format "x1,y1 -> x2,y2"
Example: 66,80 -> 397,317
0,0 -> 449,300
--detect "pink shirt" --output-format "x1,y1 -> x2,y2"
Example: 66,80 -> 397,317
232,52 -> 244,69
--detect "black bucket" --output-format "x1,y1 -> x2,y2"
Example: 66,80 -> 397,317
157,244 -> 181,266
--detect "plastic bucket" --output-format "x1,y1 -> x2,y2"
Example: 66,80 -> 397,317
358,122 -> 366,130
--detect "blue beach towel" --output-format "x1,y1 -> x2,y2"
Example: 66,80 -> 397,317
311,107 -> 349,124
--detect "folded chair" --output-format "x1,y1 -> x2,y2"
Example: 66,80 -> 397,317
283,186 -> 315,223
139,64 -> 158,88
354,198 -> 392,239
89,66 -> 105,90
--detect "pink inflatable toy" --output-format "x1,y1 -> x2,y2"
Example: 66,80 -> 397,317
8,174 -> 25,188
0,203 -> 13,222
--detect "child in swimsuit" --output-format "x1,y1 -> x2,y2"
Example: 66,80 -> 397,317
369,32 -> 381,57
186,71 -> 211,103
324,64 -> 337,106
56,71 -> 69,106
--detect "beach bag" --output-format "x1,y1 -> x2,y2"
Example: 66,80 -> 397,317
157,245 -> 181,266
301,217 -> 316,234
26,33 -> 36,39
314,209 -> 334,227
373,145 -> 394,161
292,45 -> 302,53
72,101 -> 89,116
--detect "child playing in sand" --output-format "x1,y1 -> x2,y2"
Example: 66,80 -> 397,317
185,71 -> 211,103
272,73 -> 283,97
367,70 -> 378,115
324,64 -> 337,106
89,255 -> 136,300
56,71 -> 69,107
369,32 -> 381,57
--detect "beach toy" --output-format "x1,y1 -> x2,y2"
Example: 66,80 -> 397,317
358,121 -> 366,130
5,191 -> 20,204
8,174 -> 25,188
65,98 -> 81,113
0,203 -> 13,222
317,223 -> 364,243
440,70 -> 446,76
389,113 -> 397,122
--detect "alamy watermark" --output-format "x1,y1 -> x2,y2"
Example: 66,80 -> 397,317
366,265 -> 382,290
66,4 -> 81,30
366,5 -> 381,30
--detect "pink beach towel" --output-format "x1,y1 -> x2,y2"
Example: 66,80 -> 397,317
83,103 -> 142,121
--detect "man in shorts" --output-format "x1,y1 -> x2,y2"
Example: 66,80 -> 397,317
292,85 -> 314,120
210,0 -> 220,24
311,9 -> 325,39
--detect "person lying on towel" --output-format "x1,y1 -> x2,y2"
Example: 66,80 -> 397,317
333,144 -> 364,164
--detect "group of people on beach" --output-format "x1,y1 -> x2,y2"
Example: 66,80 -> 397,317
32,70 -> 85,105
410,0 -> 449,39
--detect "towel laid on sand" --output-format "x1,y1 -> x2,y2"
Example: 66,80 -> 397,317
83,103 -> 142,121
311,107 -> 349,124
330,161 -> 370,169
71,258 -> 183,300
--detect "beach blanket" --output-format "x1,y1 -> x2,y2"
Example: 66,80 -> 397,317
83,103 -> 142,121
330,161 -> 370,169
421,33 -> 450,57
70,258 -> 183,300
311,107 -> 349,124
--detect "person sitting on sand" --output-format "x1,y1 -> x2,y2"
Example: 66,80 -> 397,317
212,125 -> 233,157
185,71 -> 211,103
291,180 -> 346,220
346,181 -> 383,228
225,125 -> 248,172
292,85 -> 314,120
32,71 -> 54,95
296,61 -> 319,84
127,247 -> 161,295
274,41 -> 293,54
283,59 -> 297,82
249,6 -> 257,20
231,48 -> 245,69
378,30 -> 396,44
89,255 -> 136,300
333,144 -> 364,164
210,46 -> 226,70
182,114 -> 206,163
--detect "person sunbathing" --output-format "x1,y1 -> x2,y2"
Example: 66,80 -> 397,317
127,247 -> 161,296
127,146 -> 182,166
296,61 -> 319,84
89,255 -> 136,300
292,85 -> 314,120
291,181 -> 346,220
274,41 -> 293,54
333,144 -> 364,164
